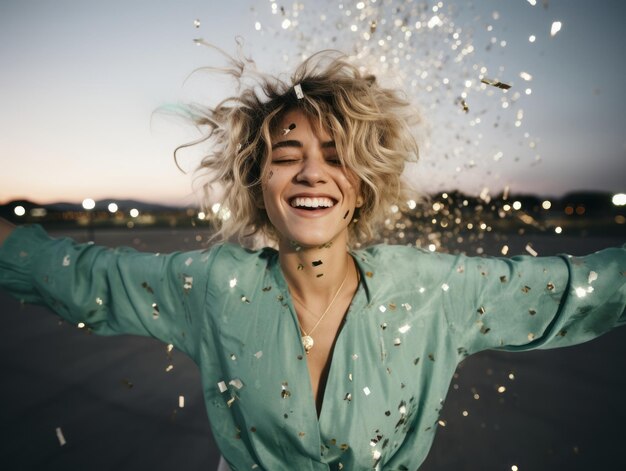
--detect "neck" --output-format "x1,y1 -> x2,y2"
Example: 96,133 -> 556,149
278,236 -> 354,306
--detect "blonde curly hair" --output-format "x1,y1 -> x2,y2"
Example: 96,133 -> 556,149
176,47 -> 421,247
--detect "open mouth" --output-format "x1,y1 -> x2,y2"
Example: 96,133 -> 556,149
289,196 -> 336,210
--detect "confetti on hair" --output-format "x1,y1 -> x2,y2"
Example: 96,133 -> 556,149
312,260 -> 323,267
294,83 -> 304,99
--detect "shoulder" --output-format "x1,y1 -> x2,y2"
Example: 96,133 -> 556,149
207,242 -> 276,272
353,243 -> 461,282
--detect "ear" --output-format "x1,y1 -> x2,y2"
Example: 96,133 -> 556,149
355,195 -> 364,208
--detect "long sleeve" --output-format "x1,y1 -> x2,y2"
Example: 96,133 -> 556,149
0,225 -> 216,361
442,245 -> 626,354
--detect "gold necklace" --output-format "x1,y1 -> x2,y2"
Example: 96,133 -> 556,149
291,266 -> 350,354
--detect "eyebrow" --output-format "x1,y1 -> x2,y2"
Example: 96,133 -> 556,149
271,140 -> 336,150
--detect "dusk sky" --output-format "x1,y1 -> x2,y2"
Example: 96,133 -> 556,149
1,0 -> 624,206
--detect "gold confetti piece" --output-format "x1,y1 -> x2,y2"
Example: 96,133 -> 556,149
481,78 -> 511,90
152,303 -> 160,319
393,338 -> 402,346
438,420 -> 446,427
241,296 -> 250,303
352,354 -> 358,360
588,271 -> 598,283
193,19 -> 200,28
497,385 -> 506,393
528,333 -> 535,341
254,351 -> 263,359
227,397 -> 236,407
142,282 -> 154,294
522,285 -> 531,293
551,21 -> 562,37
379,305 -> 386,313
519,71 -> 533,81
165,364 -> 174,372
184,257 -> 193,266
365,271 -> 373,278
500,275 -> 507,283
529,308 -> 536,315
281,382 -> 291,398
297,264 -> 304,271
477,306 -> 485,315
96,297 -> 103,305
363,387 -> 371,396
77,322 -> 85,329
441,283 -> 449,291
294,83 -> 304,99
229,379 -> 244,389
179,396 -> 185,408
461,99 -> 469,112
183,276 -> 193,293
217,381 -> 227,393
370,20 -> 377,33
312,260 -> 323,267
348,373 -> 353,381
55,427 -> 66,446
262,286 -> 272,291
525,244 -> 538,256
428,353 -> 435,361
62,255 -> 71,266
229,278 -> 237,288
282,123 -> 296,135
344,393 -> 352,402
230,354 -> 237,360
398,324 -> 410,333
546,282 -> 555,291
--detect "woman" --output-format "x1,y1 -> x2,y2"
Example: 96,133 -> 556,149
1,51 -> 625,470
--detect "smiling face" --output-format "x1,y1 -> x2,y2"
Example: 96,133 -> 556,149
262,109 -> 362,249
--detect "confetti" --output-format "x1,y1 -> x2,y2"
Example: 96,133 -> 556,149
152,303 -> 160,319
398,324 -> 411,334
183,276 -> 193,293
312,260 -> 323,267
229,278 -> 237,288
282,123 -> 296,135
481,78 -> 511,90
281,382 -> 291,398
55,427 -> 66,446
525,244 -> 538,256
62,255 -> 70,266
254,350 -> 263,359
193,19 -> 200,28
229,379 -> 244,389
363,387 -> 371,396
179,396 -> 185,408
218,381 -> 227,393
550,21 -> 562,37
588,271 -> 598,283
294,83 -> 304,99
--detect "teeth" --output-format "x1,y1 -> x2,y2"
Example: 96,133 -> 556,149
290,197 -> 335,209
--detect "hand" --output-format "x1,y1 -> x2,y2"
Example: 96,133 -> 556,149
0,217 -> 16,247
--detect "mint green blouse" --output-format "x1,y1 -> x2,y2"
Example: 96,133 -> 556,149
1,225 -> 625,471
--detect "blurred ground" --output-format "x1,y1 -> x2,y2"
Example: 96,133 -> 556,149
0,228 -> 624,470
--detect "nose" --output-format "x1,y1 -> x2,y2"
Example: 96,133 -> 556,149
294,155 -> 327,185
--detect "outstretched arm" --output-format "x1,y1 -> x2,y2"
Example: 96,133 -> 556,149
0,224 -> 220,362
0,217 -> 15,247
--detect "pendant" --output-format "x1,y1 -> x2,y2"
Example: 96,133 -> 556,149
302,335 -> 314,354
